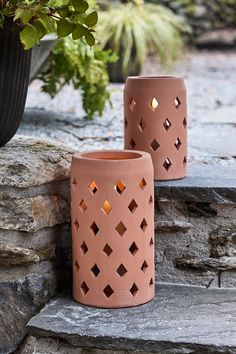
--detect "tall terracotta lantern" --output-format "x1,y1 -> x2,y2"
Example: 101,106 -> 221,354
71,150 -> 155,308
124,76 -> 187,181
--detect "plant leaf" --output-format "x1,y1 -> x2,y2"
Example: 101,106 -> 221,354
20,24 -> 39,49
72,0 -> 89,13
85,31 -> 95,46
33,19 -> 47,40
57,19 -> 76,38
72,23 -> 86,40
84,11 -> 98,27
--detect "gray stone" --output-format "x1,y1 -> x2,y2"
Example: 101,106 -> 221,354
197,29 -> 236,48
176,256 -> 236,271
0,137 -> 72,353
17,336 -> 153,354
0,272 -> 56,354
154,200 -> 236,287
0,194 -> 69,232
0,244 -> 56,266
209,228 -> 236,257
28,285 -> 236,353
0,137 -> 72,188
154,220 -> 192,233
155,164 -> 236,203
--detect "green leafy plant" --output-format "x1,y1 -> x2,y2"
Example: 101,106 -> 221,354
39,37 -> 117,118
97,0 -> 189,76
0,0 -> 98,49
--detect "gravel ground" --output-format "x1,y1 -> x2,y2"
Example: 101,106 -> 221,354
19,50 -> 236,164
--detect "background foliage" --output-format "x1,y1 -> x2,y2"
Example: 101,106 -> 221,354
40,38 -> 117,118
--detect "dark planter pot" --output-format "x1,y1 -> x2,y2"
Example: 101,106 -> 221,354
0,19 -> 32,146
107,45 -> 141,83
108,59 -> 141,83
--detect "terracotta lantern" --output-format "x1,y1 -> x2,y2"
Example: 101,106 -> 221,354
71,150 -> 155,308
124,76 -> 187,181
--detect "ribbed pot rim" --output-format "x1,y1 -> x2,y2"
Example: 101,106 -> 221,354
73,149 -> 149,162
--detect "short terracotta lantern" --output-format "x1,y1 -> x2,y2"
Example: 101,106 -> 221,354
124,76 -> 187,181
71,150 -> 155,308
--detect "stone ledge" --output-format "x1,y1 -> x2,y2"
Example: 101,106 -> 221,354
27,284 -> 236,353
155,164 -> 236,203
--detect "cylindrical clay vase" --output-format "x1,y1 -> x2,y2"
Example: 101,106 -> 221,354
71,150 -> 155,308
124,76 -> 187,181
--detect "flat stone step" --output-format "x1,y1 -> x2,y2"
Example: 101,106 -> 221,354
27,284 -> 236,353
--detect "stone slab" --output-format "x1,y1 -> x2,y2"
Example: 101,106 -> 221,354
0,271 -> 56,354
28,284 -> 236,353
0,137 -> 72,188
155,164 -> 236,203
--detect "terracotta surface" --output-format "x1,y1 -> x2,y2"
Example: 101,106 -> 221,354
71,150 -> 155,308
124,76 -> 187,180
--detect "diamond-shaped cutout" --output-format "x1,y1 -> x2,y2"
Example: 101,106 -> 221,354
116,264 -> 127,277
81,241 -> 88,255
89,180 -> 98,194
183,156 -> 187,165
130,138 -> 136,149
129,97 -> 136,111
115,222 -> 127,236
183,117 -> 187,128
103,244 -> 113,257
140,218 -> 148,232
91,264 -> 100,277
129,242 -> 138,255
175,97 -> 181,109
72,177 -> 77,185
103,284 -> 114,298
125,116 -> 128,129
79,199 -> 87,213
75,259 -> 80,272
149,97 -> 159,112
128,199 -> 138,213
130,283 -> 139,297
102,200 -> 112,215
149,278 -> 154,287
138,118 -> 147,132
141,260 -> 148,273
139,178 -> 147,190
74,219 -> 79,232
163,118 -> 172,131
149,195 -> 153,204
174,138 -> 181,150
81,281 -> 89,295
90,222 -> 99,236
150,237 -> 154,247
150,138 -> 160,151
115,180 -> 126,194
163,158 -> 172,171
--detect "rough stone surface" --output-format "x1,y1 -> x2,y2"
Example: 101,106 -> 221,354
155,164 -> 236,203
27,285 -> 236,353
0,137 -> 72,188
155,200 -> 236,287
0,194 -> 69,232
17,336 -> 152,354
0,271 -> 57,354
0,137 -> 72,354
